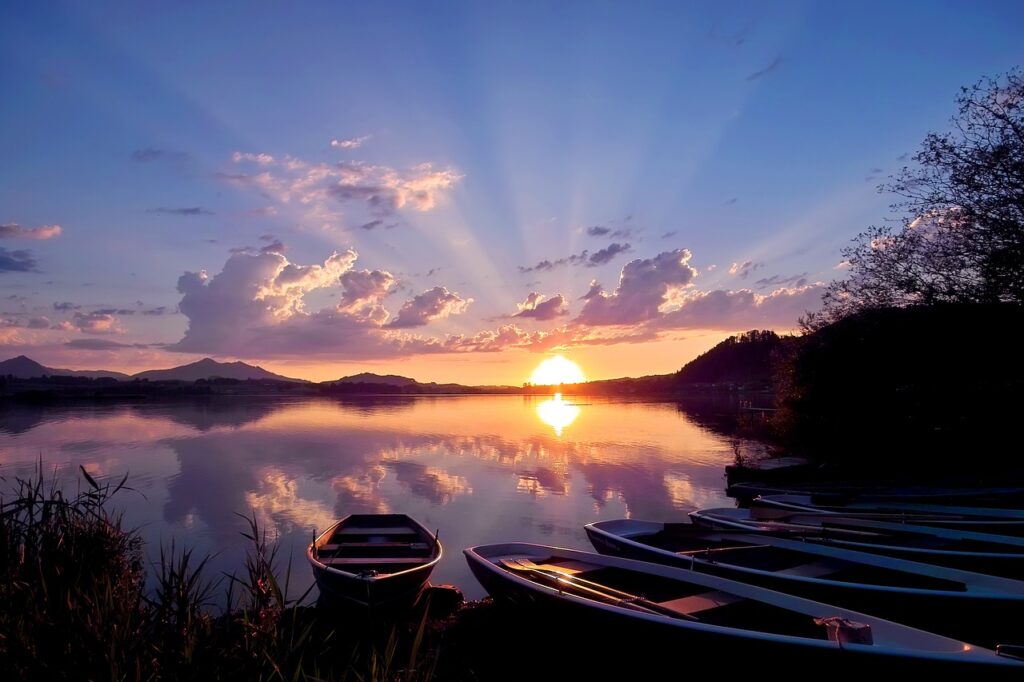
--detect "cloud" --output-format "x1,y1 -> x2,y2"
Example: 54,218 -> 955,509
339,269 -> 397,322
27,316 -> 51,329
833,260 -> 852,270
0,248 -> 37,273
729,260 -> 763,279
576,249 -> 699,326
331,135 -> 370,150
1,223 -> 63,240
232,152 -> 275,165
132,147 -> 190,165
588,225 -> 639,240
246,206 -> 277,216
53,301 -> 80,311
661,231 -> 677,239
388,287 -> 471,329
72,311 -> 122,334
650,284 -> 823,331
147,207 -> 214,216
746,55 -> 782,81
359,220 -> 384,230
219,151 -> 461,228
518,251 -> 589,273
260,239 -> 286,254
519,242 -> 632,274
754,273 -> 808,289
587,242 -> 631,266
64,338 -> 139,350
512,292 -> 569,321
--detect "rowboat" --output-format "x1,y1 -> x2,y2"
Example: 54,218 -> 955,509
585,518 -> 1024,647
464,542 -> 1023,673
680,507 -> 1024,577
727,482 -> 1024,506
754,493 -> 1024,532
308,514 -> 441,610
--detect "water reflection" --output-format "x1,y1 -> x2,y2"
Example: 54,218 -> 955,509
535,393 -> 580,435
0,396 -> 744,598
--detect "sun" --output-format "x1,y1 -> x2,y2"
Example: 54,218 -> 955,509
529,355 -> 586,386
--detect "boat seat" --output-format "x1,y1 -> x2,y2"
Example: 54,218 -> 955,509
657,590 -> 743,615
320,542 -> 429,551
776,560 -> 840,578
320,557 -> 429,565
334,526 -> 419,535
519,559 -> 599,575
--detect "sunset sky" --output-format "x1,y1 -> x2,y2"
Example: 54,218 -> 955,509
2,2 -> 1022,384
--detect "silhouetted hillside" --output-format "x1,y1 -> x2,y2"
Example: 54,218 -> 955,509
675,330 -> 790,389
773,303 -> 1024,472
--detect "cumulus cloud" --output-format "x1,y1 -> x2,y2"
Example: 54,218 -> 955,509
220,150 -> 461,229
587,226 -> 611,237
651,284 -> 823,331
0,248 -> 37,273
167,249 -> 471,358
576,249 -> 698,326
512,292 -> 569,321
834,260 -> 852,270
72,311 -> 122,334
331,135 -> 370,150
388,287 -> 471,329
339,269 -> 397,322
729,260 -> 763,279
1,223 -> 63,240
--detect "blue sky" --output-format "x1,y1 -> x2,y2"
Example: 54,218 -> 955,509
1,1 -> 1022,382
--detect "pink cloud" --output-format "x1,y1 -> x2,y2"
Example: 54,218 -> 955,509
0,223 -> 63,240
388,287 -> 471,329
512,292 -> 568,321
576,249 -> 698,326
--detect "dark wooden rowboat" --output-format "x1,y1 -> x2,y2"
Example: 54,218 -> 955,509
307,514 -> 441,610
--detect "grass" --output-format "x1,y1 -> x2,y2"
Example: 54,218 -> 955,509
0,465 -> 444,681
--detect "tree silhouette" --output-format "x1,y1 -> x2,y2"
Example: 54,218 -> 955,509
806,69 -> 1024,329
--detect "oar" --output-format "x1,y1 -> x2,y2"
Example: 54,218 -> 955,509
500,558 -> 697,621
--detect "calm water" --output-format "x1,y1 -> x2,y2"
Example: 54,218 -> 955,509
0,395 -> 748,599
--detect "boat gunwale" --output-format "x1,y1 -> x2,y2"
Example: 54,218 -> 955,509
307,514 -> 442,583
464,542 -> 1018,665
587,519 -> 1024,601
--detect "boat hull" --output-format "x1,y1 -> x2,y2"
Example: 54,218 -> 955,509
465,544 -> 1022,675
587,523 -> 1021,648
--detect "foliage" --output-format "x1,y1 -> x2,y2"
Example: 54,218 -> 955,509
675,330 -> 788,388
0,466 -> 441,681
774,303 -> 1024,470
808,69 -> 1024,329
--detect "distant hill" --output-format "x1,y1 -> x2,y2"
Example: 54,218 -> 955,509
133,358 -> 305,383
0,355 -> 130,380
333,373 -> 419,387
675,330 -> 789,388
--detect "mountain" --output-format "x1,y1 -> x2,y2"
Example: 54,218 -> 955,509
332,372 -> 420,387
133,358 -> 306,383
0,355 -> 130,380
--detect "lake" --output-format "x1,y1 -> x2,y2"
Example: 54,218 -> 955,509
0,394 -> 750,599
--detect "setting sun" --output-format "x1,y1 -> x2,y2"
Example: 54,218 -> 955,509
529,356 -> 586,386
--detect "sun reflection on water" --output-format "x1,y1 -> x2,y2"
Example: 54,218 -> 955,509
535,393 -> 580,436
